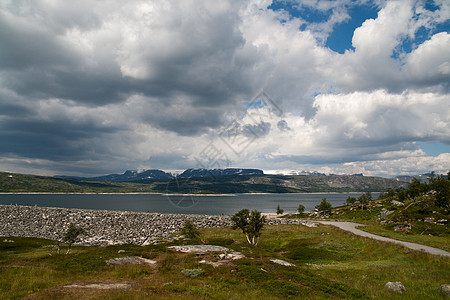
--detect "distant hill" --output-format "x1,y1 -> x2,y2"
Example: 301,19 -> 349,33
73,169 -> 174,182
178,168 -> 264,178
158,174 -> 408,194
394,173 -> 445,183
0,170 -> 408,193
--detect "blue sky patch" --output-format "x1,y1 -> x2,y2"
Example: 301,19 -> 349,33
326,4 -> 379,53
417,141 -> 450,156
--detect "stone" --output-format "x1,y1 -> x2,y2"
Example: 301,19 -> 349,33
168,245 -> 230,253
394,225 -> 412,233
226,252 -> 245,260
380,209 -> 394,218
64,283 -> 130,290
270,259 -> 295,266
391,200 -> 404,206
384,282 -> 406,293
438,284 -> 450,297
106,256 -> 157,266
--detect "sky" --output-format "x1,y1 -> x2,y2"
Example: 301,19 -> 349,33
0,0 -> 449,178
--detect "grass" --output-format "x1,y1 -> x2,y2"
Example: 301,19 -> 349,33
1,223 -> 449,299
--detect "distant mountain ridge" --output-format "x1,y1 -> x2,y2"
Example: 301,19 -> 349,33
178,168 -> 263,178
64,168 -> 265,182
87,169 -> 174,182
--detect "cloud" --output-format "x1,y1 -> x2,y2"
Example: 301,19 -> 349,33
0,0 -> 448,177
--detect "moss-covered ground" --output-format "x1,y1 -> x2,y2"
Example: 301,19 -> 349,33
1,222 -> 449,299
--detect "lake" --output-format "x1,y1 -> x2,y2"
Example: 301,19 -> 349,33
0,193 -> 378,215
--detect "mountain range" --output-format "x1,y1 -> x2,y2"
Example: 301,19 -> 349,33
63,168 -> 264,182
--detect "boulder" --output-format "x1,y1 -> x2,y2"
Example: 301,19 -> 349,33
393,225 -> 412,233
168,245 -> 230,253
384,282 -> 406,293
438,284 -> 450,297
391,200 -> 404,206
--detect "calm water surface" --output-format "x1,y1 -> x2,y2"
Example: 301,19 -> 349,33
0,193 -> 379,215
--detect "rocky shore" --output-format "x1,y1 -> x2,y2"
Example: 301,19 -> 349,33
0,205 -> 312,246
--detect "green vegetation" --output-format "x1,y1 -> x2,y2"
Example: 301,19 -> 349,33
315,172 -> 449,251
315,198 -> 332,213
1,224 -> 448,299
231,209 -> 265,246
63,223 -> 86,255
276,204 -> 284,215
181,220 -> 201,240
297,204 -> 305,215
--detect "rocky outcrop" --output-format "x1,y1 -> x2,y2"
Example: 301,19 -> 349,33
0,205 -> 312,246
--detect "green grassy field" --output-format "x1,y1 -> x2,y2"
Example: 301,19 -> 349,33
1,224 -> 449,299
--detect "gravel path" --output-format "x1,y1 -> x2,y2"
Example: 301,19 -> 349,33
318,221 -> 450,257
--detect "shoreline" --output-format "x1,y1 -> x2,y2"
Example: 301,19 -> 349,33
0,191 -> 377,195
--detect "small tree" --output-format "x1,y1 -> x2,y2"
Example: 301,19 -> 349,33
231,209 -> 265,246
63,223 -> 86,255
276,205 -> 284,215
315,198 -> 332,213
346,196 -> 356,206
181,219 -> 200,239
358,194 -> 369,210
297,204 -> 305,215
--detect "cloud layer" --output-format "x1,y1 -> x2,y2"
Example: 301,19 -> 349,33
0,0 -> 449,176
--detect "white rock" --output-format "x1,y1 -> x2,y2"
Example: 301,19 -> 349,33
384,282 -> 406,293
270,259 -> 295,266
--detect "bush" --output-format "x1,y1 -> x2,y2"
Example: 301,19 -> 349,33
315,198 -> 332,213
346,196 -> 356,206
297,204 -> 305,214
181,268 -> 204,278
181,219 -> 200,239
276,205 -> 284,215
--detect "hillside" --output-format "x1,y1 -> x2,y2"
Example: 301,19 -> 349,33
0,171 -> 408,193
306,172 -> 449,251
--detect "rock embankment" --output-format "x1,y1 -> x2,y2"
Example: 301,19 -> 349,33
0,205 -> 311,246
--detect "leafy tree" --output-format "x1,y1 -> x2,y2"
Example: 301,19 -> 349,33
429,174 -> 450,208
408,178 -> 428,198
276,205 -> 284,215
297,204 -> 305,215
315,198 -> 332,213
231,209 -> 265,246
63,223 -> 86,255
365,191 -> 372,201
358,194 -> 369,210
346,196 -> 356,206
181,219 -> 201,239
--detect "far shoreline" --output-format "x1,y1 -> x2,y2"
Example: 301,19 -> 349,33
0,191 -> 379,195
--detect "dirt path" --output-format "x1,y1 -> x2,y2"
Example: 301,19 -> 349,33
318,221 -> 450,257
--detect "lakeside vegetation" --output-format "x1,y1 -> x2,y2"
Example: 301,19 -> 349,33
301,172 -> 449,251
